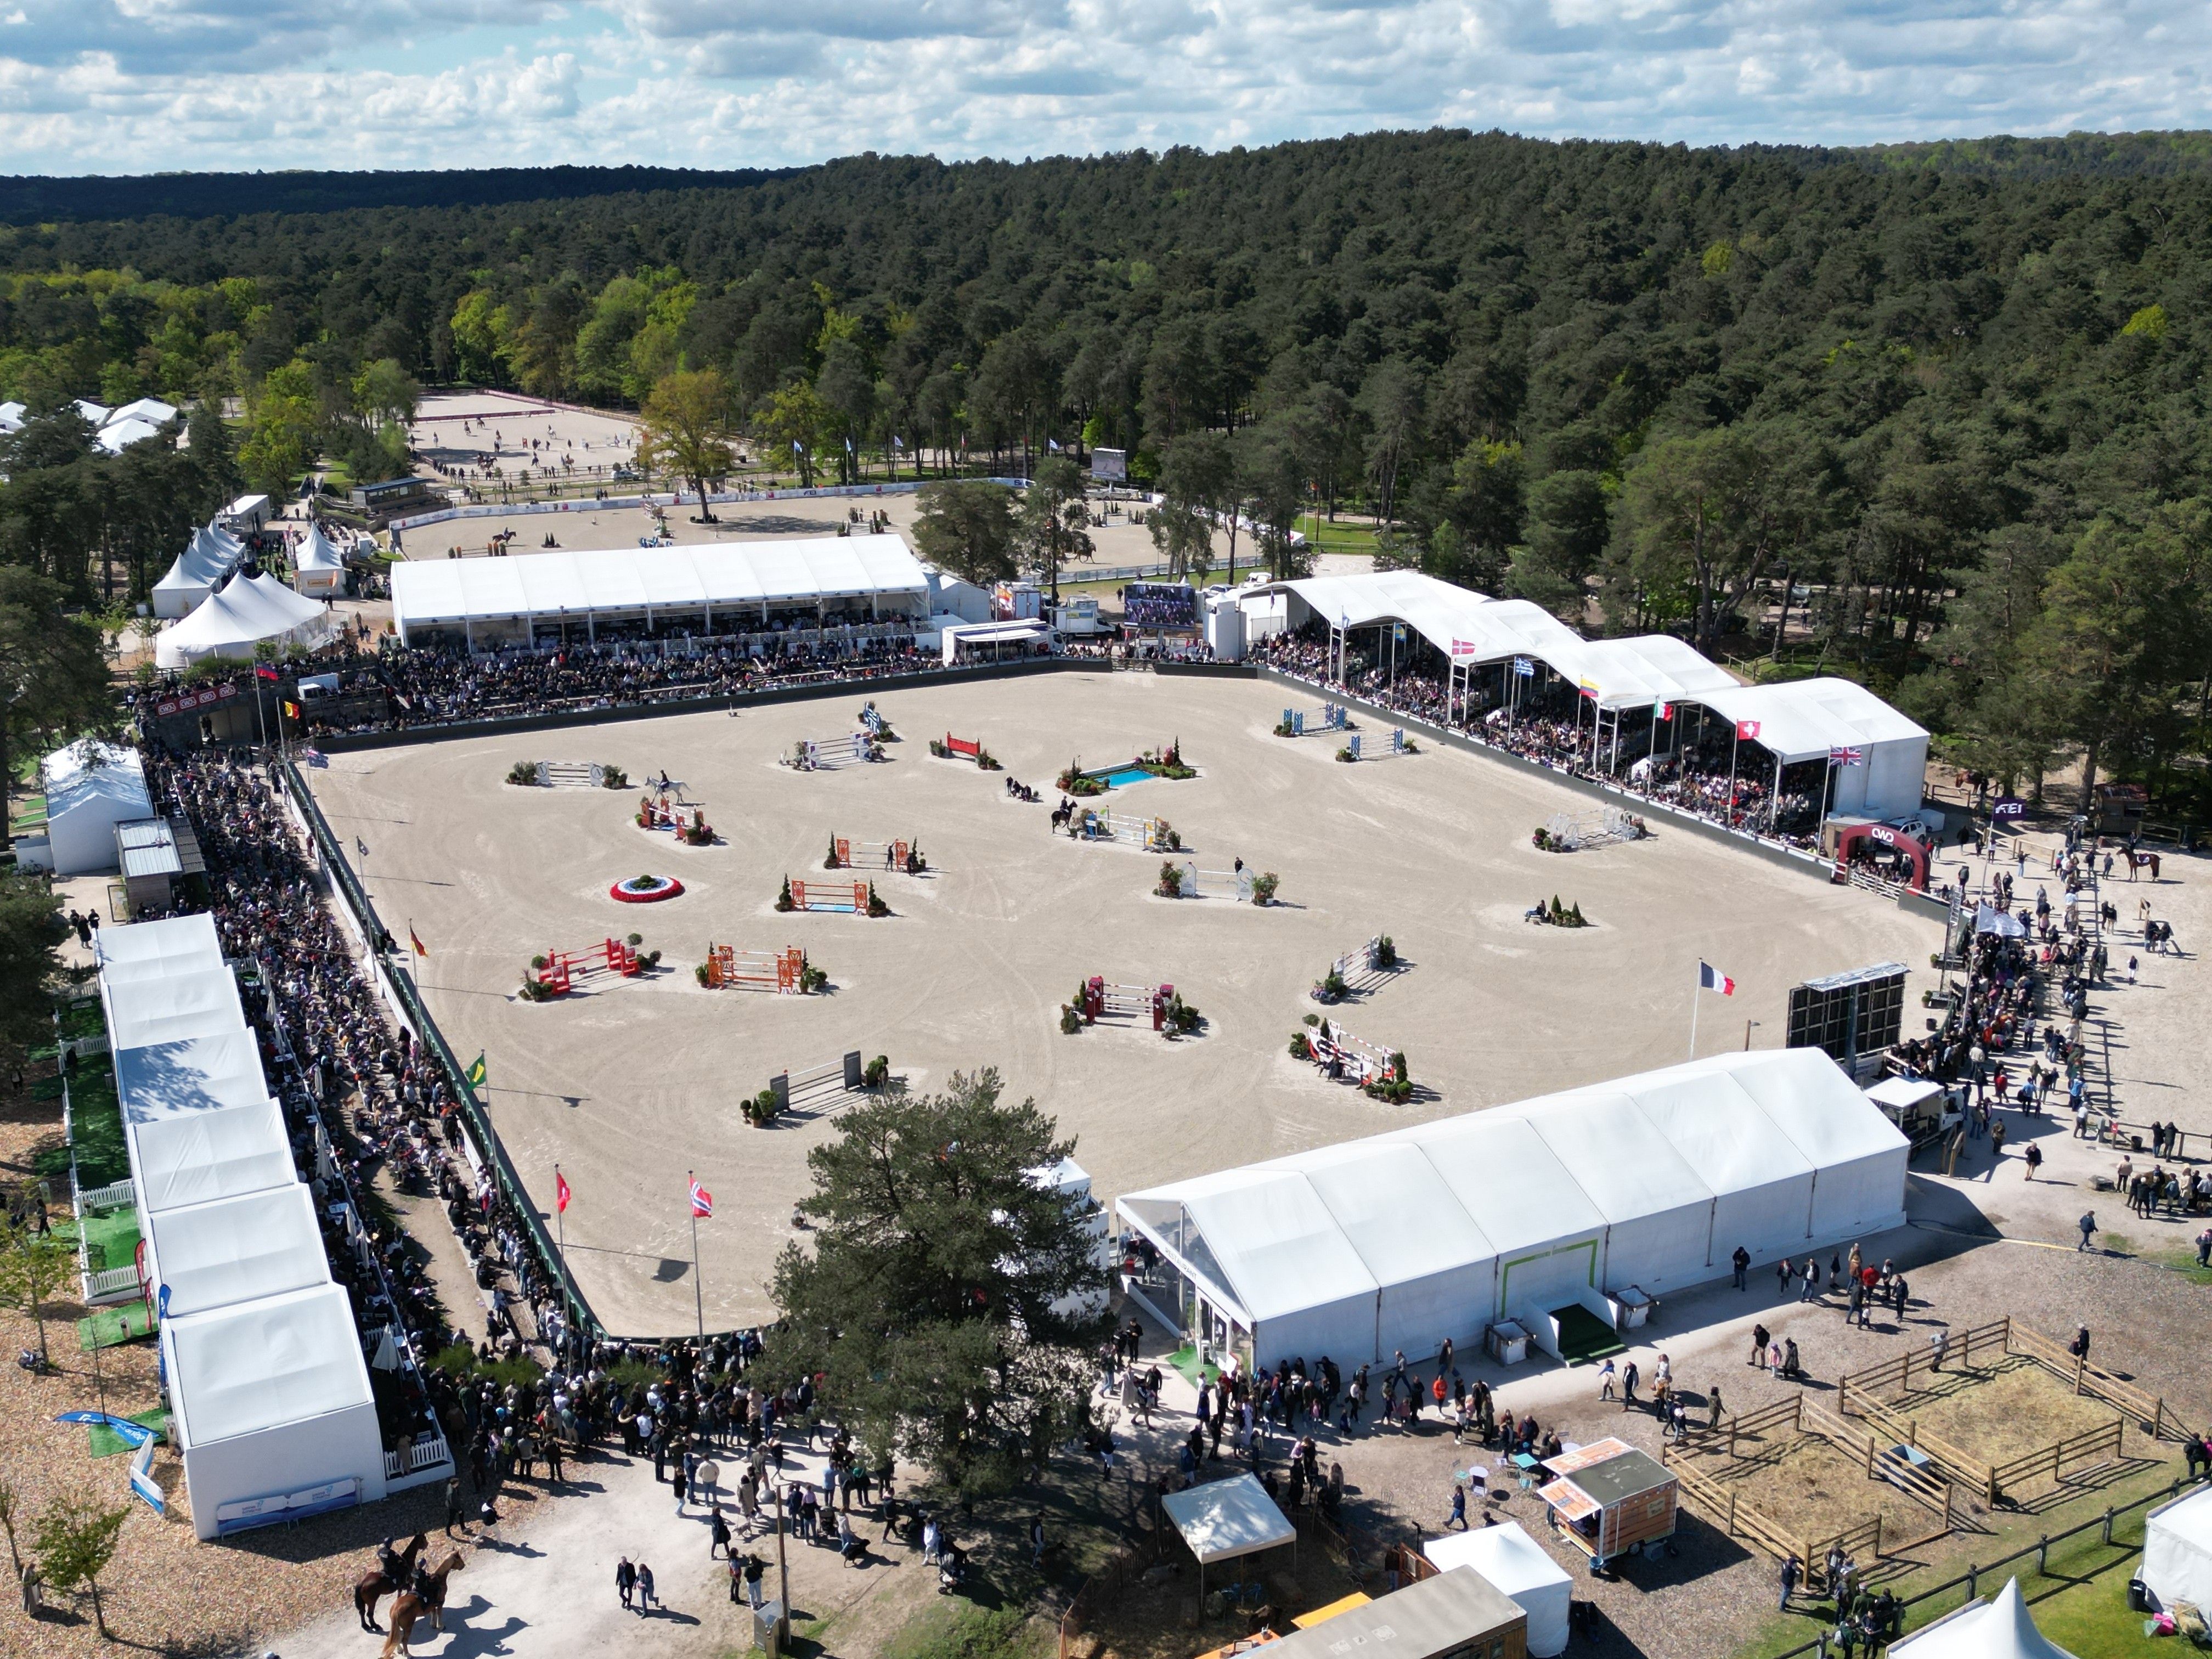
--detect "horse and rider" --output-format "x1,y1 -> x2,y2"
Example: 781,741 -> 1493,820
373,1547 -> 466,1657
355,1534 -> 428,1632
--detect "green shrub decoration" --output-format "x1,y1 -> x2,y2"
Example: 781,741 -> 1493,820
775,876 -> 795,912
1251,872 -> 1279,906
506,760 -> 539,786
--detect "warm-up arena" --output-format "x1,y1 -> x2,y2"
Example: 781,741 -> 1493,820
304,672 -> 1938,1335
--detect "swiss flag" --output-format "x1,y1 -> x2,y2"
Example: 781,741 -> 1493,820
1735,720 -> 1762,741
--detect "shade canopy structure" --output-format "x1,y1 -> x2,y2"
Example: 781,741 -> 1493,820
1892,1579 -> 2080,1659
39,740 -> 151,876
116,1028 -> 271,1124
94,911 -> 223,980
1119,1048 -> 1909,1368
129,1097 -> 295,1214
291,522 -> 348,595
153,523 -> 247,618
389,535 -> 933,645
1423,1521 -> 1573,1657
2143,1488 -> 2212,1617
1160,1472 -> 1295,1593
160,1283 -> 388,1539
103,964 -> 247,1052
143,1183 -> 329,1318
155,570 -> 334,669
1237,570 -> 1929,817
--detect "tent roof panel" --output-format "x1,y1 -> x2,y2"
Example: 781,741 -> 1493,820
1600,1067 -> 1816,1197
116,1027 -> 271,1122
1500,1091 -> 1715,1220
131,1097 -> 295,1213
1270,1141 -> 1498,1289
163,1283 -> 372,1447
1181,1171 -> 1378,1323
42,741 -> 150,823
94,912 -> 223,975
145,1183 -> 329,1318
105,966 -> 246,1051
1380,1113 -> 1609,1255
1159,1472 -> 1296,1564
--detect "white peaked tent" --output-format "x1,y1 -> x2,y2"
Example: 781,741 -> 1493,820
116,1028 -> 271,1123
103,966 -> 247,1052
153,524 -> 247,618
155,570 -> 332,669
2144,1487 -> 2212,1616
291,522 -> 348,596
94,912 -> 224,977
1424,1522 -> 1573,1657
96,416 -> 162,454
161,1283 -> 389,1539
108,397 -> 178,427
129,1097 -> 295,1214
143,1183 -> 329,1319
1892,1579 -> 2079,1659
1118,1048 -> 1909,1368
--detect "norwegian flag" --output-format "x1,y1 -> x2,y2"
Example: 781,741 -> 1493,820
1829,746 -> 1865,767
1699,961 -> 1736,996
689,1178 -> 713,1219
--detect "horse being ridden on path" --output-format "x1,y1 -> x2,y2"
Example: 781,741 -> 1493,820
355,1533 -> 430,1631
377,1551 -> 467,1657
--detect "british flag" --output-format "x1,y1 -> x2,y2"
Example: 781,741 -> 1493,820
1829,746 -> 1865,767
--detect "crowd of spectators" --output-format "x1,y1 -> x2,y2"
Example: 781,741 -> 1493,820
1251,630 -> 1825,844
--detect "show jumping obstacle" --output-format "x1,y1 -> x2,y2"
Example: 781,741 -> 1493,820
1167,859 -> 1255,901
706,945 -> 807,993
769,1051 -> 868,1114
638,795 -> 710,838
791,733 -> 878,770
943,733 -> 984,760
1071,809 -> 1172,851
540,761 -> 603,788
1306,1018 -> 1400,1084
534,937 -> 641,995
1280,703 -> 1348,737
830,837 -> 913,872
1079,977 -> 1174,1031
789,878 -> 871,915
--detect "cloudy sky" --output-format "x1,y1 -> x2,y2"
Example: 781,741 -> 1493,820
2,0 -> 2207,176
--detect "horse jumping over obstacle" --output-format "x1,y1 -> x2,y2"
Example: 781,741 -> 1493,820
1079,977 -> 1173,1031
706,945 -> 808,992
1277,702 -> 1349,738
639,794 -> 713,843
827,835 -> 923,874
533,937 -> 641,995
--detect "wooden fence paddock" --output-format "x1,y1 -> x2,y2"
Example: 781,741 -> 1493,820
1832,1316 -> 2177,1508
1665,1391 -> 1954,1585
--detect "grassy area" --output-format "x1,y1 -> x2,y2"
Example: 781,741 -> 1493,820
10,789 -> 47,835
78,1301 -> 157,1350
2102,1232 -> 2212,1287
35,1057 -> 129,1189
1296,514 -> 1381,557
878,1603 -> 1054,1659
1731,1468 -> 2185,1659
87,1408 -> 170,1457
81,1204 -> 142,1274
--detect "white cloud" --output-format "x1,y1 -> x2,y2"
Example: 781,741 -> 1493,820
1,0 -> 2210,174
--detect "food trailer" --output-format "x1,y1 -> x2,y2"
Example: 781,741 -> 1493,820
1536,1437 -> 1679,1572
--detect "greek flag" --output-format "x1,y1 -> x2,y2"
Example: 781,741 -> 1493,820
1513,657 -> 1534,677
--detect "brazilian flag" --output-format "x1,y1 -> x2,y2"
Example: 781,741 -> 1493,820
465,1052 -> 488,1090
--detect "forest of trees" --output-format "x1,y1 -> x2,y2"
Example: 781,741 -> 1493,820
5,129 -> 2212,806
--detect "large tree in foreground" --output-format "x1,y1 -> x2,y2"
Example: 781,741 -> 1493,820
765,1071 -> 1109,1500
912,481 -> 1018,585
636,368 -> 738,522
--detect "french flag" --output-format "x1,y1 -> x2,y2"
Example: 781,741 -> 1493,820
1699,961 -> 1736,996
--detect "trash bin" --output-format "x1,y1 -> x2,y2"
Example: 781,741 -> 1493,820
2129,1578 -> 2151,1613
755,1599 -> 786,1656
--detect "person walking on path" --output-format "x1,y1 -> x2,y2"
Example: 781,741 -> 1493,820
2079,1211 -> 2098,1251
2024,1142 -> 2044,1181
1929,1327 -> 1949,1373
1621,1358 -> 1640,1410
1733,1245 -> 1751,1289
1708,1385 -> 1725,1429
635,1561 -> 656,1614
711,1505 -> 733,1560
444,1475 -> 468,1537
1780,1554 -> 1801,1612
2069,1325 -> 2092,1365
617,1555 -> 637,1611
1750,1323 -> 1770,1366
1598,1358 -> 1617,1401
1446,1482 -> 1469,1531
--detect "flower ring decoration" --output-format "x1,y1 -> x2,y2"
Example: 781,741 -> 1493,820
611,874 -> 685,903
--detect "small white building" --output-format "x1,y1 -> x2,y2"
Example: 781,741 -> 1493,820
33,741 -> 151,876
221,494 -> 274,533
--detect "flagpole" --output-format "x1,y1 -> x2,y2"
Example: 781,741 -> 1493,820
555,1162 -> 569,1332
1689,980 -> 1701,1061
689,1169 -> 705,1342
1728,727 -> 1741,830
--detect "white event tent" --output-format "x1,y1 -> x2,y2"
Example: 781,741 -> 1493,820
1891,1578 -> 2078,1659
143,1184 -> 329,1319
2143,1487 -> 2212,1617
1159,1473 -> 1296,1595
1238,571 -> 1929,819
155,571 -> 334,669
161,1284 -> 388,1538
153,524 -> 247,618
1117,1048 -> 1909,1369
94,913 -> 406,1540
1423,1521 -> 1573,1657
36,740 -> 152,876
291,522 -> 348,596
388,535 -> 932,647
